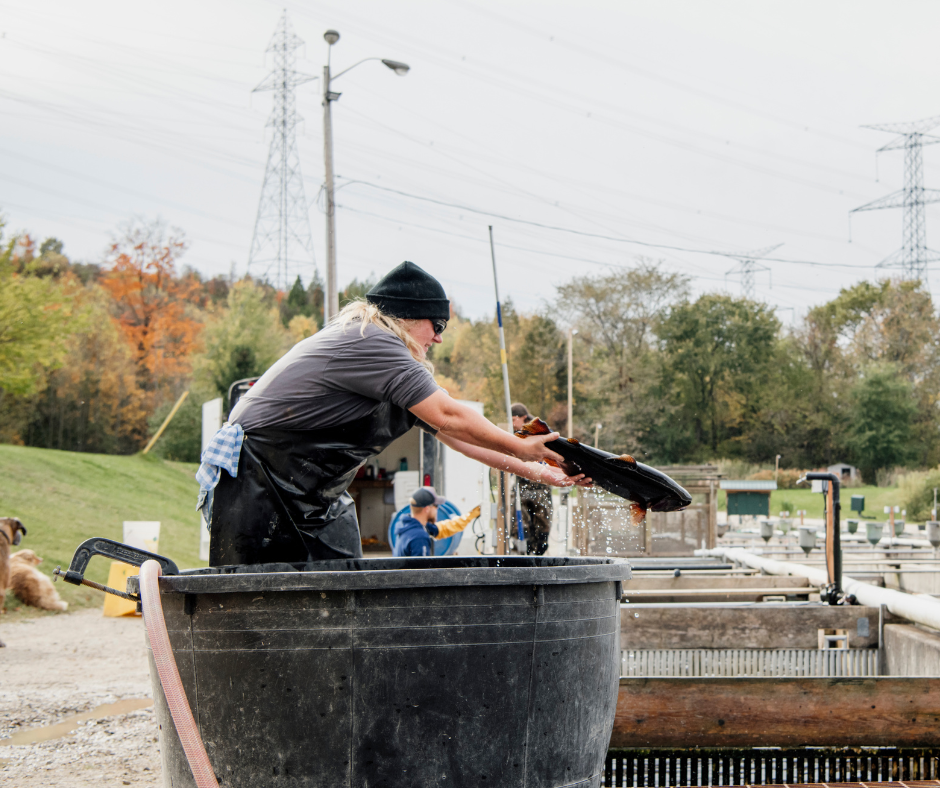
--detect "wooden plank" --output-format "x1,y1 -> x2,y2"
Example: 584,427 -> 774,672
625,576 -> 810,590
625,588 -> 811,596
624,589 -> 812,604
612,677 -> 940,748
622,605 -> 881,649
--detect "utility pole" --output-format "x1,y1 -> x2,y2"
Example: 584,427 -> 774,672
852,115 -> 940,283
720,244 -> 783,300
248,12 -> 318,292
322,31 -> 340,321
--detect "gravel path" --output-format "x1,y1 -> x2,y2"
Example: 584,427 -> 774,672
0,609 -> 161,787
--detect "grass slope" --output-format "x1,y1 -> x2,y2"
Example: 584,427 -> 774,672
0,444 -> 204,619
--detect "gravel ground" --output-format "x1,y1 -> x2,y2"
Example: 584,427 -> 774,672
0,609 -> 161,787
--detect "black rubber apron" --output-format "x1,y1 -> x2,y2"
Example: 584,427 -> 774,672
209,401 -> 418,566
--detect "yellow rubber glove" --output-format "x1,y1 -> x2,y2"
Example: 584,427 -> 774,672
433,504 -> 482,540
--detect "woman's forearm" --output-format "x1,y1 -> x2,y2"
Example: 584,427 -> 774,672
436,433 -> 546,482
411,390 -> 526,456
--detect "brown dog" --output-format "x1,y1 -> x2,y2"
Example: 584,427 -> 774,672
9,549 -> 68,611
0,517 -> 28,644
0,517 -> 27,608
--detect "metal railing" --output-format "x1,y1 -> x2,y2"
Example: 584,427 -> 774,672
604,747 -> 939,787
621,648 -> 879,677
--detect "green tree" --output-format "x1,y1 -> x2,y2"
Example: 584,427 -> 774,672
655,294 -> 780,459
0,231 -> 72,400
798,279 -> 940,469
845,364 -> 917,484
280,274 -> 321,328
147,390 -> 205,462
307,271 -> 325,329
555,261 -> 690,451
339,275 -> 376,308
194,279 -> 290,407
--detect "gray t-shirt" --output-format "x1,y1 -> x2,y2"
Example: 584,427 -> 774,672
230,321 -> 439,431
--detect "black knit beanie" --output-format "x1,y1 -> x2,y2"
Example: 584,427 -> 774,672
366,261 -> 450,321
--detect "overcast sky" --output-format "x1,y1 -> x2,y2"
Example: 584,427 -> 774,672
2,0 -> 939,323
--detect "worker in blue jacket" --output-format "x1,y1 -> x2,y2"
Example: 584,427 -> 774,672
393,487 -> 480,557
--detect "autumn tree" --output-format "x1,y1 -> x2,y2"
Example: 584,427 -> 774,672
100,220 -> 203,405
25,285 -> 149,453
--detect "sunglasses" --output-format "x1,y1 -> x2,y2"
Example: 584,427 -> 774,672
431,319 -> 447,336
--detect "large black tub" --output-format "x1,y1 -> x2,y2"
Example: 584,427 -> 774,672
128,556 -> 629,788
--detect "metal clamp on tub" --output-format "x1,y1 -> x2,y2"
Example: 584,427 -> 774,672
53,538 -> 180,609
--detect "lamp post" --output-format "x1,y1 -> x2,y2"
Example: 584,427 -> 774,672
567,328 -> 578,437
322,30 -> 410,322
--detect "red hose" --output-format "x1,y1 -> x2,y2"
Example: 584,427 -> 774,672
139,560 -> 219,788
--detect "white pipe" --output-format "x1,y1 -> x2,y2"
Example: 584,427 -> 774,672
699,546 -> 940,632
139,560 -> 220,788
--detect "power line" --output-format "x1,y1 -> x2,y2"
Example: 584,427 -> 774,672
339,177 -> 876,270
334,203 -> 846,298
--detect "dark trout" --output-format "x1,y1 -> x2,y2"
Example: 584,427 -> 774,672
516,418 -> 692,513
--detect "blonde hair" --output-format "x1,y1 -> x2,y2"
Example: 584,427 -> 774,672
334,300 -> 434,373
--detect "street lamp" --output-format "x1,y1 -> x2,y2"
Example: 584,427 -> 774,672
322,30 -> 410,322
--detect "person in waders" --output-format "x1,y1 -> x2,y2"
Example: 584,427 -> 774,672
511,403 -> 554,556
197,261 -> 589,566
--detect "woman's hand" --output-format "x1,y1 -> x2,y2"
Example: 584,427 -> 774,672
533,463 -> 593,488
510,431 -> 565,464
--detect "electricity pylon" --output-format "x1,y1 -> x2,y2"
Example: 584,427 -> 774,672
852,115 -> 940,283
721,243 -> 783,300
248,12 -> 318,290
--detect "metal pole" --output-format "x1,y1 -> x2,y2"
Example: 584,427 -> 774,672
567,329 -> 574,437
142,391 -> 189,455
489,226 -> 522,552
489,227 -> 513,433
323,64 -> 339,323
805,471 -> 841,603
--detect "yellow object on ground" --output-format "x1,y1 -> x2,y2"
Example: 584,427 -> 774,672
434,505 -> 481,540
102,562 -> 140,617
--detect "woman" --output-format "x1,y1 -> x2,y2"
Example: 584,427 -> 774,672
199,261 -> 588,566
